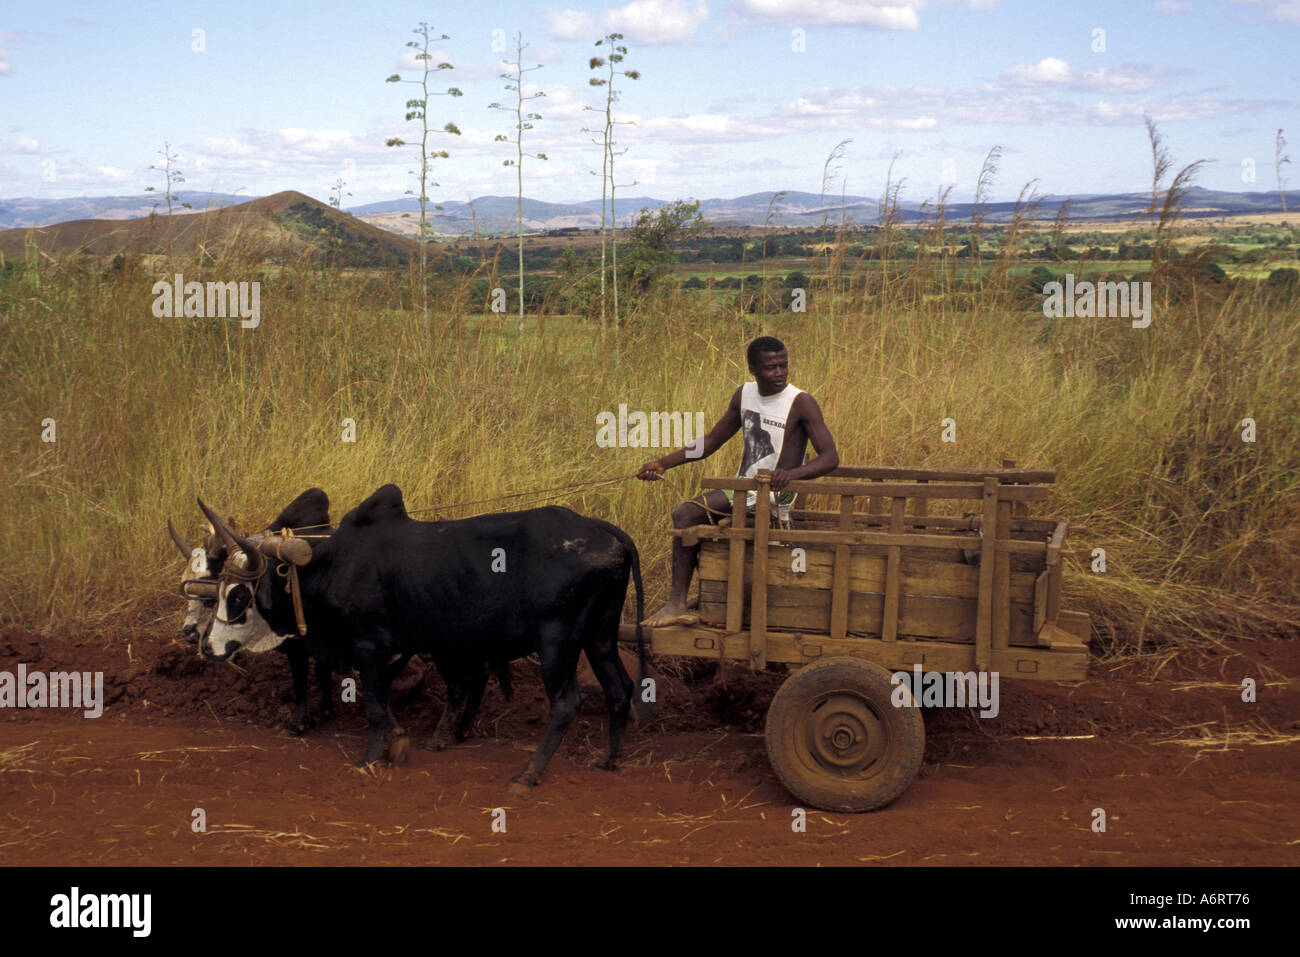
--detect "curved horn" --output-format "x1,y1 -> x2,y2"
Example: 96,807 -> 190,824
167,519 -> 194,560
197,498 -> 263,569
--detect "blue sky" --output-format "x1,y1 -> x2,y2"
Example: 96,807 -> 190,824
2,0 -> 1297,209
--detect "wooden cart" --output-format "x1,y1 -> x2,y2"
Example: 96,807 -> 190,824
629,464 -> 1091,812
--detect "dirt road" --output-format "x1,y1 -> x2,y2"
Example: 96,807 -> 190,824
1,627 -> 1296,866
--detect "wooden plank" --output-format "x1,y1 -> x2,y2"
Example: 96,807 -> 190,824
698,541 -> 1040,603
1033,569 -> 1049,636
750,470 -> 772,669
703,477 -> 1051,502
685,524 -> 1049,554
1045,521 -> 1067,625
699,580 -> 1040,645
725,481 -> 747,635
882,497 -> 906,642
784,511 -> 1079,536
993,498 -> 1012,652
829,493 -> 853,640
974,477 -> 999,671
629,624 -> 1087,682
830,465 -> 1056,484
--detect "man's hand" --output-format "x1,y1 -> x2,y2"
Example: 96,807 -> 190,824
636,461 -> 665,480
771,467 -> 798,491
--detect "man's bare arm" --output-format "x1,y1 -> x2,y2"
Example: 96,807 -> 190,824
771,392 -> 839,491
636,387 -> 743,478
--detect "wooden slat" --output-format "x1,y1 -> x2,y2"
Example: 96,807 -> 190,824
698,543 -> 1039,603
993,498 -> 1012,652
974,476 -> 999,671
725,482 -> 747,634
704,477 -> 1051,501
881,497 -> 906,642
685,525 -> 1048,555
749,470 -> 771,669
1045,521 -> 1067,626
829,493 -> 853,640
830,465 -> 1056,484
627,624 -> 1088,682
1033,569 -> 1049,636
698,580 -> 1040,645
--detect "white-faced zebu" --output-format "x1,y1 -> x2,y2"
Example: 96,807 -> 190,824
199,483 -> 647,788
181,488 -> 514,749
169,489 -> 336,735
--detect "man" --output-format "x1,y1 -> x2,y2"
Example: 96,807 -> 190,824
636,336 -> 839,627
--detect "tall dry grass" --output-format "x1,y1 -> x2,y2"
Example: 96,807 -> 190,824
1,191 -> 1297,650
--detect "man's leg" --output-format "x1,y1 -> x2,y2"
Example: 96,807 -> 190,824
643,489 -> 730,627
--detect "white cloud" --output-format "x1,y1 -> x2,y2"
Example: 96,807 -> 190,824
1000,58 -> 1179,94
0,135 -> 39,153
545,8 -> 597,40
1153,0 -> 1189,13
1004,57 -> 1071,84
0,30 -> 24,75
735,0 -> 922,29
1232,0 -> 1300,24
546,1 -> 708,45
602,0 -> 710,44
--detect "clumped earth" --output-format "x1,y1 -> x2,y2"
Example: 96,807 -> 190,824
0,626 -> 1296,865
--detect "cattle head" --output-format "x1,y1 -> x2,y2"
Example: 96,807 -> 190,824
168,519 -> 227,643
196,499 -> 312,660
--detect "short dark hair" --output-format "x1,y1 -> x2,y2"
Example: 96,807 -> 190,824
747,336 -> 786,367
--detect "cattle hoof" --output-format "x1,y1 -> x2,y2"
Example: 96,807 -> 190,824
352,759 -> 378,772
507,780 -> 533,796
389,735 -> 411,766
423,738 -> 447,752
281,722 -> 310,737
595,759 -> 617,772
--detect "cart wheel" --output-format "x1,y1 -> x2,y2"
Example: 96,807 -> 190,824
765,657 -> 924,812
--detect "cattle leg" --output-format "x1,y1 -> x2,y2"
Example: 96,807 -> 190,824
284,640 -> 313,735
455,664 -> 492,742
428,676 -> 468,751
509,628 -> 583,792
355,657 -> 395,767
583,632 -> 635,772
313,661 -> 334,725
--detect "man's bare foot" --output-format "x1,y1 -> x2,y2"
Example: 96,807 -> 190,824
642,600 -> 698,628
686,593 -> 700,610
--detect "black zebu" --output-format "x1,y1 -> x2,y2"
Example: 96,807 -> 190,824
200,484 -> 647,788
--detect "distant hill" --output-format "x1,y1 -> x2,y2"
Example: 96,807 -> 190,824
1,187 -> 1292,255
0,191 -> 248,229
348,186 -> 1295,235
0,191 -> 416,266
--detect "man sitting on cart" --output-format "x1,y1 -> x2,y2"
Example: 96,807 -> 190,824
636,336 -> 839,627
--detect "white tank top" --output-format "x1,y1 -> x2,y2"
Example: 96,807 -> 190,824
738,381 -> 804,506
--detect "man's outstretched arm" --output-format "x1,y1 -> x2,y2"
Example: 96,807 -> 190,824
771,393 -> 839,491
636,388 -> 743,479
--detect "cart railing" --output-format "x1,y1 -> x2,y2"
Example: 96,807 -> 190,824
674,464 -> 1084,675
